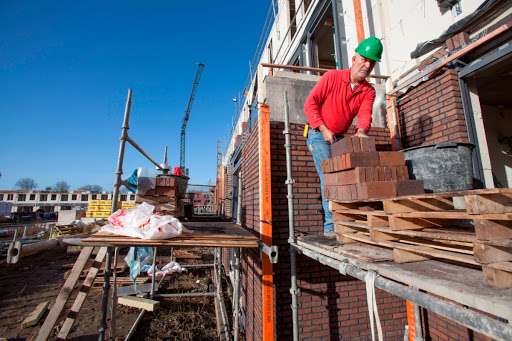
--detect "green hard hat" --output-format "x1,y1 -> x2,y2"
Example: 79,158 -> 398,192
355,37 -> 383,62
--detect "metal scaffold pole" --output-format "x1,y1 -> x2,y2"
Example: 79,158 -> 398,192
283,91 -> 299,341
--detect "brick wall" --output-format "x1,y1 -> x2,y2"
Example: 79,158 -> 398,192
239,119 -> 264,340
269,122 -> 407,340
397,68 -> 469,148
422,309 -> 496,341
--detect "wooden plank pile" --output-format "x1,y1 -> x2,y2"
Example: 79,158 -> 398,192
329,188 -> 512,288
322,136 -> 425,200
136,176 -> 180,217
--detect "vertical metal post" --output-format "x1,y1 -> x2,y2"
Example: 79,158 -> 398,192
98,247 -> 112,341
110,247 -> 119,340
150,247 -> 157,299
414,302 -> 424,341
99,89 -> 132,341
233,247 -> 241,341
283,91 -> 299,341
215,247 -> 231,340
112,89 -> 132,214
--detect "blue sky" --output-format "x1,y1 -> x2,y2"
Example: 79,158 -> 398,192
0,1 -> 271,191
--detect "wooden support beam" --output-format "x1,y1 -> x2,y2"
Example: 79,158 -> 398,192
394,249 -> 433,263
118,296 -> 160,311
474,242 -> 512,264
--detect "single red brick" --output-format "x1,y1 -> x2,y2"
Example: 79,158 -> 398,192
351,136 -> 362,152
361,181 -> 397,199
350,184 -> 358,201
402,166 -> 410,179
379,152 -> 405,166
355,183 -> 363,200
365,167 -> 373,182
396,166 -> 403,180
391,167 -> 398,180
384,167 -> 392,181
372,167 -> 379,182
378,167 -> 385,181
334,156 -> 342,172
345,152 -> 380,169
446,37 -> 454,51
331,138 -> 353,157
323,173 -> 338,186
396,180 -> 425,197
321,159 -> 328,173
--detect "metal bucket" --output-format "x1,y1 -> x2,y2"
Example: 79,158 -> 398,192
403,142 -> 475,193
171,175 -> 189,198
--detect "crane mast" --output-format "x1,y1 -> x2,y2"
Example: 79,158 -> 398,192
180,63 -> 204,173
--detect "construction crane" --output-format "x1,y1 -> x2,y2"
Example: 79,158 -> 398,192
180,63 -> 205,173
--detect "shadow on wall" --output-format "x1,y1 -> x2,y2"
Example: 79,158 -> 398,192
401,114 -> 434,147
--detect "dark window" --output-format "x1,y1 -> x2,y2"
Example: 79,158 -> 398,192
18,194 -> 26,201
130,195 -> 135,200
101,194 -> 108,200
51,194 -> 57,200
40,194 -> 47,201
30,194 -> 36,200
0,194 -> 3,200
120,195 -> 127,201
81,195 -> 88,201
7,194 -> 14,200
71,194 -> 77,200
61,195 -> 68,201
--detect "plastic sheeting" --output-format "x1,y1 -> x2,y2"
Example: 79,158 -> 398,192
410,0 -> 501,58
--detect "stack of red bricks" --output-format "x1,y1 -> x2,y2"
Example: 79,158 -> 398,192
135,176 -> 178,216
321,136 -> 424,201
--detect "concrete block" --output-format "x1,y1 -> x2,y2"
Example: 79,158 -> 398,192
58,210 -> 84,225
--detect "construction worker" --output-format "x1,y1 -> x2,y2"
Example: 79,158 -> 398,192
304,36 -> 383,236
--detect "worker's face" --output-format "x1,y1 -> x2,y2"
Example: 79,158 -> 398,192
351,53 -> 376,83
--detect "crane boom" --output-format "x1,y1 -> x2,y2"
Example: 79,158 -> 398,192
180,63 -> 205,173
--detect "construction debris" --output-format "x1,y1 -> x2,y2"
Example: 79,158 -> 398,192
21,301 -> 49,329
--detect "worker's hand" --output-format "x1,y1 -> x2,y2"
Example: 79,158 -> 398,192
355,128 -> 368,138
319,125 -> 337,144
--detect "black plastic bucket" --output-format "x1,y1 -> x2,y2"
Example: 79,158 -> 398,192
403,142 -> 475,193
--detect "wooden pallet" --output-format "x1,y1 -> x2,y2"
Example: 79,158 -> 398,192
330,188 -> 512,288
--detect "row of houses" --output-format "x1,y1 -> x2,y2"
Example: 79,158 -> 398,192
0,189 -> 213,215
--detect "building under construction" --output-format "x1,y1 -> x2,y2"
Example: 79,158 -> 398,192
215,0 -> 512,340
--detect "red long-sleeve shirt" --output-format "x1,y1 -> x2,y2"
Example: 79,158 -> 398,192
304,69 -> 375,135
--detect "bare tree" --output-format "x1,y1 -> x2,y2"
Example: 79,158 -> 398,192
78,184 -> 103,192
14,178 -> 38,190
54,181 -> 70,192
44,186 -> 53,191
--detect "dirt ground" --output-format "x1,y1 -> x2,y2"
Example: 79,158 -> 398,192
0,244 -> 232,341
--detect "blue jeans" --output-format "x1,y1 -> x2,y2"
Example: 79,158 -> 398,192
307,129 -> 342,232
